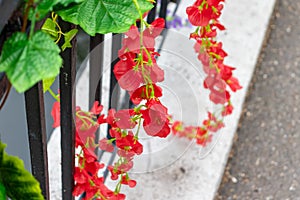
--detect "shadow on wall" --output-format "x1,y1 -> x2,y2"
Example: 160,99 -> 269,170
0,80 -> 58,172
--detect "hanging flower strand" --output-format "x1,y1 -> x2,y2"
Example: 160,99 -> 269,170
48,0 -> 241,199
172,0 -> 242,146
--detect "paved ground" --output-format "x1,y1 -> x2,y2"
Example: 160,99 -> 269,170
216,0 -> 300,199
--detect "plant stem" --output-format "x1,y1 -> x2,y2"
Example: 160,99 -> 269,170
48,88 -> 59,101
135,118 -> 142,137
29,8 -> 37,38
21,0 -> 35,33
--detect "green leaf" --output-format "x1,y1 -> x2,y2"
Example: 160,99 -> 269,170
41,18 -> 59,41
0,141 -> 44,200
43,76 -> 56,93
62,29 -> 78,51
0,182 -> 6,200
57,0 -> 153,36
0,31 -> 62,93
35,0 -> 84,20
59,0 -> 85,6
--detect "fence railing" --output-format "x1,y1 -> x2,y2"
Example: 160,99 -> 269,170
0,0 -> 179,199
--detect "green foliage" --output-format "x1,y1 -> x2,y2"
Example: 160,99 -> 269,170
0,31 -> 62,93
0,141 -> 44,200
57,0 -> 153,36
0,182 -> 5,200
62,29 -> 78,51
41,17 -> 78,91
43,76 -> 56,93
41,18 -> 59,41
1,0 -> 152,93
35,0 -> 84,20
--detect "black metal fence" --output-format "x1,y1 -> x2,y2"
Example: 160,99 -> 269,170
0,0 -> 178,199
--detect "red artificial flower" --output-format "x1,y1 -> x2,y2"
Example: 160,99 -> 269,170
118,160 -> 134,172
141,100 -> 171,137
99,138 -> 115,153
73,168 -> 108,199
196,132 -> 212,146
75,131 -> 84,148
203,112 -> 225,132
108,160 -> 134,181
107,109 -> 117,127
198,52 -> 211,68
82,147 -> 98,163
74,167 -> 90,185
116,131 -> 143,155
76,119 -> 99,145
209,41 -> 227,61
119,18 -> 165,55
51,101 -> 60,128
115,109 -> 137,129
130,84 -> 163,104
204,75 -> 230,104
209,90 -> 229,105
109,193 -> 126,200
199,26 -> 217,38
204,75 -> 226,91
117,149 -> 136,160
121,175 -> 137,188
108,166 -> 119,181
226,76 -> 242,92
186,1 -> 213,27
207,0 -> 225,6
114,52 -> 144,91
220,64 -> 235,80
213,21 -> 225,31
90,101 -> 103,115
144,18 -> 165,38
222,103 -> 234,116
114,52 -> 164,92
82,158 -> 105,175
171,121 -> 183,134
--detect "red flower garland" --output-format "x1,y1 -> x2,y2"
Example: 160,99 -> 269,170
50,0 -> 242,199
172,0 -> 242,145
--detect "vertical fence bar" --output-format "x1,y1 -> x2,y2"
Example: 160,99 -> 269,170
147,1 -> 157,23
24,82 -> 49,199
59,22 -> 76,200
99,33 -> 123,178
159,0 -> 169,21
109,33 -> 122,110
89,34 -> 104,107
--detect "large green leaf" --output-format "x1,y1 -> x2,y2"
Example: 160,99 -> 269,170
0,182 -> 5,199
0,31 -> 62,93
35,0 -> 84,20
0,141 -> 44,200
57,0 -> 153,36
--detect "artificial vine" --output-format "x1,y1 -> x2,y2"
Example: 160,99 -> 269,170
0,0 -> 241,199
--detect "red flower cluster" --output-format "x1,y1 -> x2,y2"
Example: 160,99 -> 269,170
172,112 -> 224,146
48,0 -> 241,197
113,18 -> 171,138
52,101 -> 125,199
93,18 -> 173,197
74,102 -> 114,200
186,0 -> 225,27
188,0 -> 241,105
171,0 -> 242,146
114,18 -> 165,92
